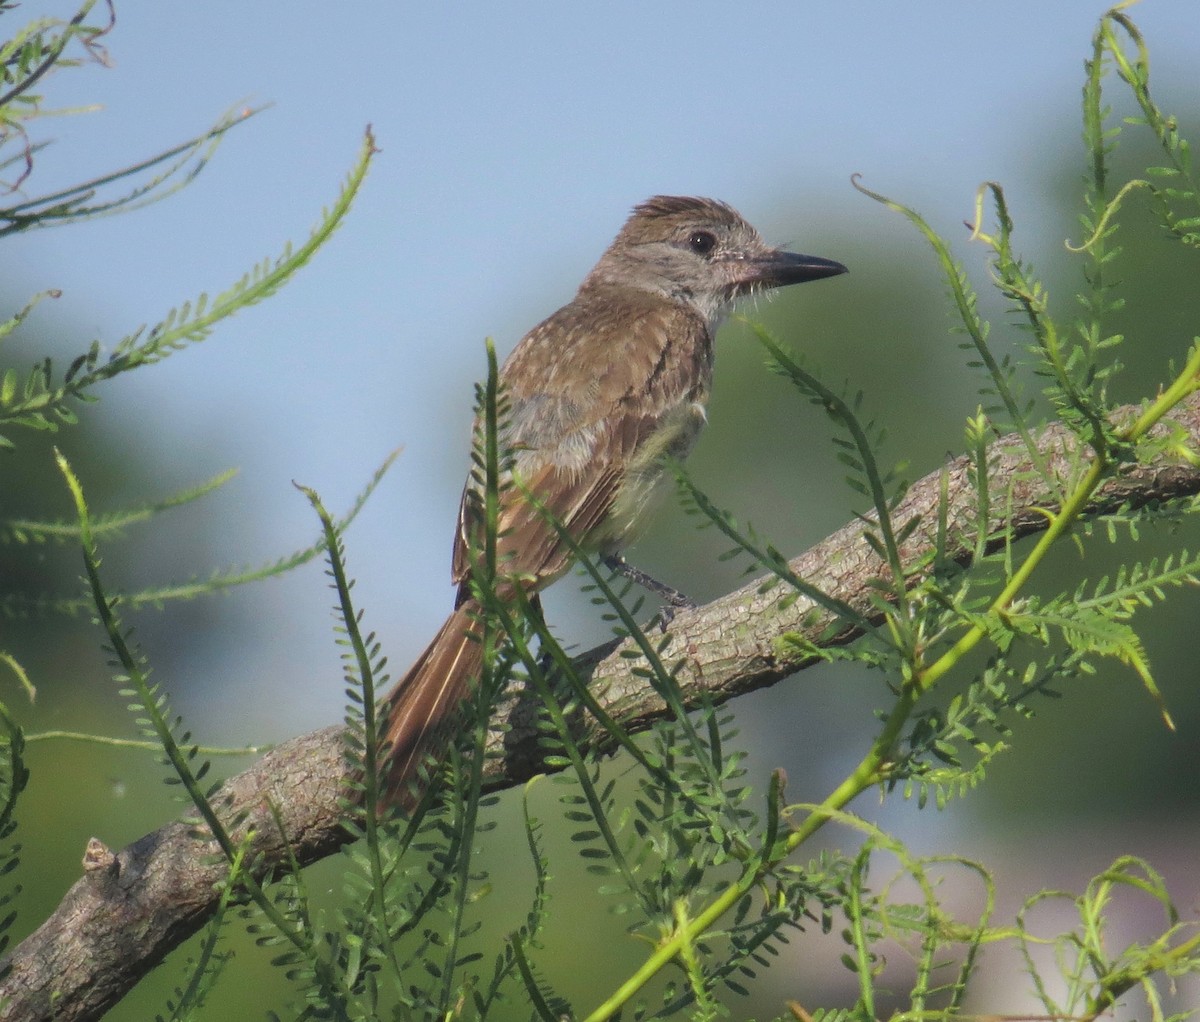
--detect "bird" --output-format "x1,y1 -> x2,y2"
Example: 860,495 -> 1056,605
378,195 -> 846,810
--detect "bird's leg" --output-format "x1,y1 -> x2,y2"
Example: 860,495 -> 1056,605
527,594 -> 558,677
600,554 -> 697,621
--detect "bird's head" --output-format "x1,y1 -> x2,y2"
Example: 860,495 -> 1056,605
581,195 -> 846,324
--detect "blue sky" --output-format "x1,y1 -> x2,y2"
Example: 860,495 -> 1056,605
6,0 -> 1198,739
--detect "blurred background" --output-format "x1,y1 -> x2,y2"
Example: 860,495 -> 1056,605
2,1 -> 1199,1018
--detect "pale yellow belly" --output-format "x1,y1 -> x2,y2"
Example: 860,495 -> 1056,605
598,399 -> 708,552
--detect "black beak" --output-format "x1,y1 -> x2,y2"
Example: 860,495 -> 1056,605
753,249 -> 848,288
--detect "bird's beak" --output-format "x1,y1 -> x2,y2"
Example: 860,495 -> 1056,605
746,249 -> 848,288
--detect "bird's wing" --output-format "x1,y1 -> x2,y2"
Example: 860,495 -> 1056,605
451,294 -> 712,591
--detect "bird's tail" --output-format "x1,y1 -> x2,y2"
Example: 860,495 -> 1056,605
377,599 -> 485,811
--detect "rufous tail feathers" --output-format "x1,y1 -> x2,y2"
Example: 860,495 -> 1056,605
378,600 -> 484,810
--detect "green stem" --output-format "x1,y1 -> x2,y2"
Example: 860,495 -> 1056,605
23,730 -> 266,755
1126,343 -> 1200,442
920,455 -> 1105,692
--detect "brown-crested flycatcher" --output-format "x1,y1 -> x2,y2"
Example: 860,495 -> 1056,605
380,195 -> 846,808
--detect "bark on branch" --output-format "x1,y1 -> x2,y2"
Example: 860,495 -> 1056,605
4,394 -> 1200,1022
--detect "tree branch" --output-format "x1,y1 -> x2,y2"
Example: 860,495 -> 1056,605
4,395 -> 1200,1021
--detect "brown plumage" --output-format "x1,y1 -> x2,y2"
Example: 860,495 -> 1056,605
379,196 -> 846,809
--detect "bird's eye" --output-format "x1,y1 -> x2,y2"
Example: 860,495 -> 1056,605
687,231 -> 717,256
